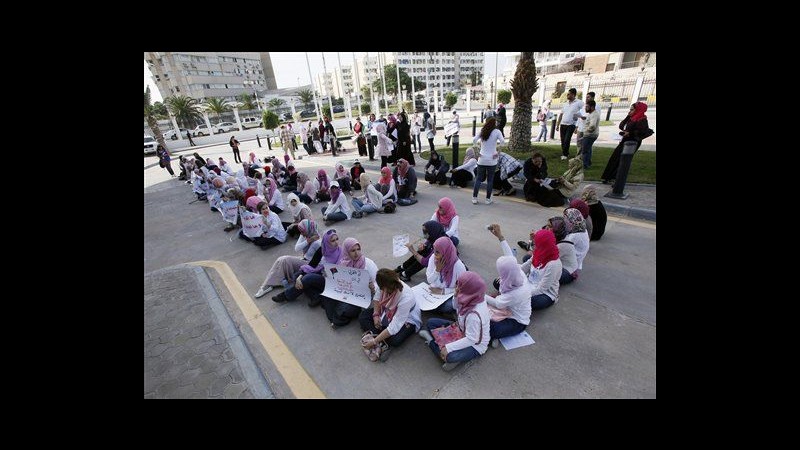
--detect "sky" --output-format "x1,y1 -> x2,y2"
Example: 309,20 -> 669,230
144,52 -> 512,102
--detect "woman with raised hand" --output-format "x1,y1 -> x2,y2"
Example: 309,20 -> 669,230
431,197 -> 460,247
254,219 -> 321,299
397,220 -> 447,282
418,271 -> 491,371
359,269 -> 422,361
274,230 -> 342,305
351,173 -> 382,218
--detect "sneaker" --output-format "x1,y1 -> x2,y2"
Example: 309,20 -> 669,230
471,197 -> 478,205
493,189 -> 503,196
485,198 -> 493,205
442,361 -> 461,372
223,224 -> 235,232
254,286 -> 273,298
271,292 -> 288,303
517,241 -> 531,251
491,338 -> 500,349
418,329 -> 434,343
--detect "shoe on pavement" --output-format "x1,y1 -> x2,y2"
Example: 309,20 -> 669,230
560,155 -> 568,160
378,343 -> 391,362
399,272 -> 411,282
442,361 -> 461,372
271,292 -> 288,303
517,241 -> 531,252
418,329 -> 434,343
472,197 -> 478,205
504,188 -> 517,196
485,198 -> 493,205
223,224 -> 235,232
254,286 -> 273,298
491,338 -> 500,349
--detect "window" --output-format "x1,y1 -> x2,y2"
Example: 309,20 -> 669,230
605,63 -> 615,71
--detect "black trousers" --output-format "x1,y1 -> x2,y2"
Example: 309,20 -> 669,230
560,124 -> 576,157
358,307 -> 416,347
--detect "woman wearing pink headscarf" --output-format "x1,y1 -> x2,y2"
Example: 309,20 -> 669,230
294,172 -> 316,204
601,102 -> 652,183
418,271 -> 491,371
315,169 -> 331,202
393,159 -> 418,206
376,166 -> 397,204
333,163 -> 352,194
263,177 -> 284,214
431,197 -> 460,247
568,198 -> 593,240
425,236 -> 466,315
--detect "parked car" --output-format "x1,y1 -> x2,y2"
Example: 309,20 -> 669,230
241,117 -> 262,129
300,109 -> 317,118
332,105 -> 345,113
192,124 -> 211,137
214,122 -> 238,134
163,128 -> 188,140
144,135 -> 158,155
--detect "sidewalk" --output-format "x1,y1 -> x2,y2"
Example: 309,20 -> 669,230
144,265 -> 273,399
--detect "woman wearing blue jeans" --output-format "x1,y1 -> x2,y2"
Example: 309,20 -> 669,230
471,118 -> 504,204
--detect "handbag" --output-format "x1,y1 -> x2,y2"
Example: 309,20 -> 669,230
361,331 -> 388,362
159,159 -> 165,168
431,323 -> 464,349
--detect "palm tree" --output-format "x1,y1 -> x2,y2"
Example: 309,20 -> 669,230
297,89 -> 314,109
267,98 -> 286,110
144,87 -> 167,150
205,98 -> 230,123
509,52 -> 538,152
236,93 -> 255,111
165,95 -> 203,129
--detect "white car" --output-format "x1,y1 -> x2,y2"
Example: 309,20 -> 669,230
144,135 -> 158,155
192,124 -> 211,137
163,128 -> 188,140
214,122 -> 238,134
241,117 -> 262,129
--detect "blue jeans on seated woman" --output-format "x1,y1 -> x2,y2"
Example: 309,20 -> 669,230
321,206 -> 347,222
530,293 -> 554,310
425,318 -> 481,363
351,198 -> 378,215
559,268 -> 574,285
489,317 -> 527,340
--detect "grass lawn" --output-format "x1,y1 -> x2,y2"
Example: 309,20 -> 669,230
419,143 -> 655,184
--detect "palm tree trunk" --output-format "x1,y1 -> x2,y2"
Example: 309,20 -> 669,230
147,115 -> 167,151
509,101 -> 532,152
508,52 -> 538,154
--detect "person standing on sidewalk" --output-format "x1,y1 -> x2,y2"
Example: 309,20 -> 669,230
186,130 -> 196,146
156,144 -> 175,177
280,125 -> 296,161
581,100 -> 600,169
229,136 -> 242,164
496,103 -> 507,137
367,113 -> 377,161
556,88 -> 584,160
471,117 -> 503,205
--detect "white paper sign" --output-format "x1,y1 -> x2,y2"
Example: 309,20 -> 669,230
209,190 -> 222,212
393,234 -> 410,257
221,200 -> 239,224
241,210 -> 264,238
412,282 -> 452,311
320,263 -> 372,308
499,331 -> 535,350
444,122 -> 459,137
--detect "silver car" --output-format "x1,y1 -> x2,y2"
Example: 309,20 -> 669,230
214,122 -> 239,134
144,135 -> 158,155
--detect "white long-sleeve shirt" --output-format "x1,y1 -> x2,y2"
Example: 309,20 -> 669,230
446,301 -> 491,354
262,210 -> 288,242
379,180 -> 397,203
378,282 -> 422,334
325,194 -> 352,219
294,235 -> 322,260
431,213 -> 460,239
525,259 -> 562,302
557,241 -> 578,274
473,129 -> 505,165
425,258 -> 466,294
565,231 -> 590,270
362,183 -> 383,208
453,158 -> 478,177
268,190 -> 285,210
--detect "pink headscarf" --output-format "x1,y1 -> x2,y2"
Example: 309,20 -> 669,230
335,163 -> 348,179
436,197 -> 457,228
317,169 -> 329,190
379,167 -> 393,185
433,236 -> 458,286
338,237 -> 365,269
455,271 -> 486,316
263,177 -> 277,202
568,198 -> 590,219
397,159 -> 410,179
496,255 -> 526,294
387,114 -> 397,125
629,102 -> 648,123
245,195 -> 262,212
532,229 -> 559,270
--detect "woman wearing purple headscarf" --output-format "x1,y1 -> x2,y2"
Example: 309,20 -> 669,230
425,236 -> 467,316
320,237 -> 379,328
418,271 -> 491,371
316,169 -> 331,202
271,229 -> 341,305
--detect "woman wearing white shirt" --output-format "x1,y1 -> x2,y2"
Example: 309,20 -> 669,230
418,271 -> 491,371
238,202 -> 288,250
376,167 -> 397,205
375,121 -> 393,169
471,117 -> 504,205
254,219 -> 321,298
485,224 -> 533,346
449,147 -> 477,188
351,173 -> 383,218
360,269 -> 422,361
321,181 -> 351,223
319,237 -> 379,328
564,208 -> 590,278
431,197 -> 460,247
425,236 -> 466,315
263,177 -> 285,214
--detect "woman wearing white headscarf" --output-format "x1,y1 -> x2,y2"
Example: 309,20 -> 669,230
284,192 -> 314,237
449,147 -> 477,188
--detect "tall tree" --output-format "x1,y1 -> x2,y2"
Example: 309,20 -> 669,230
267,98 -> 286,110
165,95 -> 203,129
297,89 -> 314,109
509,52 -> 538,152
144,87 -> 166,150
361,86 -> 372,102
205,98 -> 230,122
371,64 -> 426,97
236,93 -> 255,110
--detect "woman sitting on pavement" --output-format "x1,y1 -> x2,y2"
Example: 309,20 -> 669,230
568,198 -> 593,241
273,230 -> 342,305
397,220 -> 448,282
359,269 -> 422,362
321,181 -> 351,224
581,185 -> 607,241
333,163 -> 352,194
263,177 -> 285,214
449,147 -> 477,188
393,158 -> 418,206
376,166 -> 397,205
351,173 -> 383,218
563,208 -> 590,279
522,151 -> 548,202
254,219 -> 321,298
284,193 -> 314,238
431,197 -> 460,247
519,216 -> 579,286
293,172 -> 316,204
418,271 -> 491,371
424,149 -> 450,185
320,238 -> 379,328
282,163 -> 298,192
238,202 -> 288,250
349,161 -> 365,191
536,156 -> 584,207
485,250 -> 532,348
316,169 -> 331,202
423,236 -> 467,316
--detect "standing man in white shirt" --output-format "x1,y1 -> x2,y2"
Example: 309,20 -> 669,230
556,88 -> 584,160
